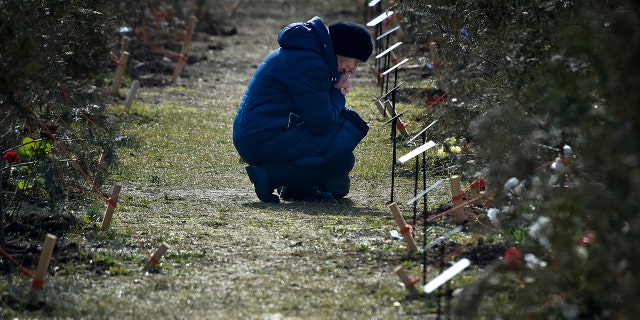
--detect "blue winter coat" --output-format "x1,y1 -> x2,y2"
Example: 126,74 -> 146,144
232,16 -> 369,169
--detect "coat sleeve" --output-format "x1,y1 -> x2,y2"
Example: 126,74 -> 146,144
286,59 -> 344,136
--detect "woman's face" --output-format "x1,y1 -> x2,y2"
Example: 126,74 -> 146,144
336,55 -> 361,75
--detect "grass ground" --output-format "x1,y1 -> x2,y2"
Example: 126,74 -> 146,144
3,84 -> 478,319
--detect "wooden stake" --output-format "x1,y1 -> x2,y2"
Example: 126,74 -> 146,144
230,0 -> 243,17
124,80 -> 140,110
171,15 -> 198,83
388,202 -> 418,251
374,99 -> 388,117
29,234 -> 57,305
429,42 -> 441,79
383,100 -> 409,137
101,185 -> 122,231
121,36 -> 130,53
429,42 -> 440,67
111,36 -> 131,97
450,175 -> 466,224
143,242 -> 170,272
111,51 -> 129,95
394,265 -> 421,296
171,56 -> 188,84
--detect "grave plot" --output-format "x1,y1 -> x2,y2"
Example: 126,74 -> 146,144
363,2 -> 560,317
1,123 -> 173,305
110,2 -> 236,88
362,1 -> 591,317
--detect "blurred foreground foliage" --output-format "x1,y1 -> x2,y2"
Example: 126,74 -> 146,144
398,0 -> 639,317
1,0 -> 231,240
0,0 -> 119,244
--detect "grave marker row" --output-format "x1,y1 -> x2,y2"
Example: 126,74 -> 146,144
366,4 -> 478,317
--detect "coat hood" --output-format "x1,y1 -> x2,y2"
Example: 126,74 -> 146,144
277,16 -> 340,83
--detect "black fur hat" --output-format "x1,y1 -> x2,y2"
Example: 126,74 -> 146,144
328,21 -> 373,62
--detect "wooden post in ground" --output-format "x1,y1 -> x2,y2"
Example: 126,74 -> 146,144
124,80 -> 140,110
101,185 -> 122,231
388,202 -> 418,251
121,36 -> 130,53
111,36 -> 130,96
111,51 -> 129,95
143,242 -> 170,272
374,99 -> 389,117
383,100 -> 409,137
230,0 -> 243,17
394,265 -> 421,296
171,15 -> 198,83
29,234 -> 57,305
429,42 -> 441,78
450,175 -> 466,224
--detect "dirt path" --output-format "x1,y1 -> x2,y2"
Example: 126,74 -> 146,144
144,0 -> 370,109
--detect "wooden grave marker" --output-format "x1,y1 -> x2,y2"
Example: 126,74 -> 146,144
101,185 -> 122,231
28,234 -> 57,305
394,265 -> 421,296
111,51 -> 129,95
450,175 -> 466,224
171,15 -> 198,83
389,202 -> 418,252
143,242 -> 171,272
383,100 -> 409,137
124,80 -> 140,110
374,99 -> 389,117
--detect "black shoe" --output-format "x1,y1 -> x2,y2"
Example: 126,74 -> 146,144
277,185 -> 334,202
245,166 -> 279,203
317,175 -> 350,199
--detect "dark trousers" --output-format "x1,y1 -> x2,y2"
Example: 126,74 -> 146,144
258,152 -> 354,197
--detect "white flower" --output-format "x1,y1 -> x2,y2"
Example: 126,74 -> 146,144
524,253 -> 547,269
562,144 -> 573,157
528,216 -> 551,249
550,157 -> 566,173
504,177 -> 520,191
487,208 -> 500,225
